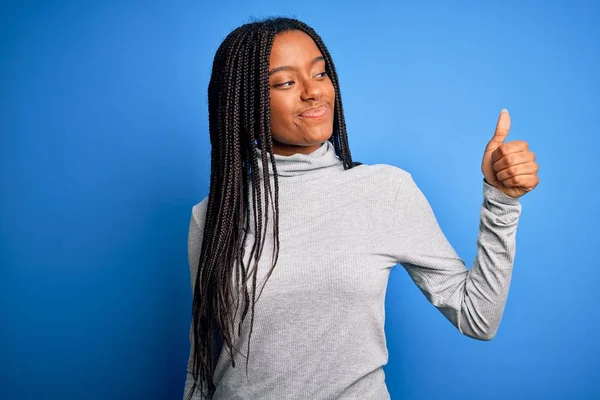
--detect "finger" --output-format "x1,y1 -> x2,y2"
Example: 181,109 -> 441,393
491,141 -> 530,163
489,109 -> 511,145
493,150 -> 536,172
496,161 -> 539,181
501,174 -> 539,189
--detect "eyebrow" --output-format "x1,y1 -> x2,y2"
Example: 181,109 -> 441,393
268,56 -> 325,76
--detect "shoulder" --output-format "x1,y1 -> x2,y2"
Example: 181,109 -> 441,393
188,196 -> 209,248
190,196 -> 209,228
349,162 -> 413,188
188,196 -> 209,277
340,163 -> 415,211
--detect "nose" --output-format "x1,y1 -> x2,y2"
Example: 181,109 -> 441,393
300,78 -> 322,101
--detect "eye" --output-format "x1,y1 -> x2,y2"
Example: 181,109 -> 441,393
315,71 -> 327,78
273,81 -> 295,88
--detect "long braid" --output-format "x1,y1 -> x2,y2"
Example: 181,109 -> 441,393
244,27 -> 278,380
216,27 -> 247,360
187,17 -> 360,400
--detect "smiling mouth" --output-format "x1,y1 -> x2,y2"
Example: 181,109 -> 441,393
299,105 -> 328,118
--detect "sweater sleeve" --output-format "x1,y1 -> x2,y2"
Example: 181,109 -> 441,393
389,173 -> 521,340
183,201 -> 211,400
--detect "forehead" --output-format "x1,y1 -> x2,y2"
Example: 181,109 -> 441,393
269,30 -> 322,66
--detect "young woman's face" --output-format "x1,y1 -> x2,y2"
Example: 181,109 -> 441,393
268,30 -> 335,156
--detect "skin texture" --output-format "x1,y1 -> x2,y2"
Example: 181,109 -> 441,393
268,30 -> 335,156
481,109 -> 540,198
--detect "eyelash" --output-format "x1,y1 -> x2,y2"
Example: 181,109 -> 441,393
275,71 -> 328,88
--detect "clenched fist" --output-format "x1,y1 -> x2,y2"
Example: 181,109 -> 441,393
481,109 -> 540,198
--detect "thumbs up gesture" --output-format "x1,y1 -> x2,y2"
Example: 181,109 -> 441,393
481,109 -> 539,198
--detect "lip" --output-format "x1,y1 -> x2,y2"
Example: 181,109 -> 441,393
298,104 -> 328,119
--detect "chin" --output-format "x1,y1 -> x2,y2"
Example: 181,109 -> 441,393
304,129 -> 333,143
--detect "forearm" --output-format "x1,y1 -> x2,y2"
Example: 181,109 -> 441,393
456,179 -> 521,340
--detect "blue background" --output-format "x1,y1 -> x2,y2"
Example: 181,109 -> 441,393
1,1 -> 598,399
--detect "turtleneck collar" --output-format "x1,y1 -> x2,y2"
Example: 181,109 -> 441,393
254,140 -> 343,177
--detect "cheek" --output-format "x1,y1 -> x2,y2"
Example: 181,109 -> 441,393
326,81 -> 336,105
269,94 -> 296,131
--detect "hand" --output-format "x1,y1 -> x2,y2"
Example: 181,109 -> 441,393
481,109 -> 539,198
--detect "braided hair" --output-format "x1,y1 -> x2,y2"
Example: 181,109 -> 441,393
187,16 -> 360,399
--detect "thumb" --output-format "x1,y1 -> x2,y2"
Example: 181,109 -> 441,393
489,108 -> 511,145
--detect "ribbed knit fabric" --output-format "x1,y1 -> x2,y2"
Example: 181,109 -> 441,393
183,140 -> 521,399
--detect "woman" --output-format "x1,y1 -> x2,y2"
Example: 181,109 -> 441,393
184,17 -> 539,400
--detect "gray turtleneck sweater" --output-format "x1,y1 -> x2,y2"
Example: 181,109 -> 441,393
183,140 -> 521,399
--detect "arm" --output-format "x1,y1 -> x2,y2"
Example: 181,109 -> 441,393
183,328 -> 210,400
390,173 -> 521,340
183,200 -> 211,399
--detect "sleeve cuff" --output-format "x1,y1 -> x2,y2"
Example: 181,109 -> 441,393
483,178 -> 521,206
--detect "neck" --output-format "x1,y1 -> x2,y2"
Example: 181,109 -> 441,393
270,142 -> 324,157
254,140 -> 342,178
